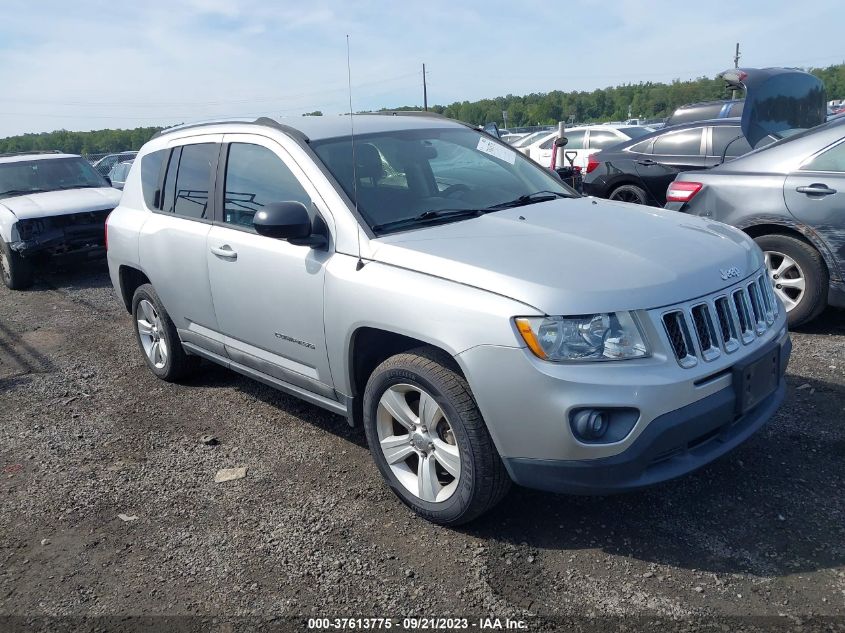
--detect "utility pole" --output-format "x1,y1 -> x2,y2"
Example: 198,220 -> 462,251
422,63 -> 428,111
732,43 -> 741,100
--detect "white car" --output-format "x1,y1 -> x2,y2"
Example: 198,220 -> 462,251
510,130 -> 555,151
0,151 -> 121,289
525,125 -> 653,170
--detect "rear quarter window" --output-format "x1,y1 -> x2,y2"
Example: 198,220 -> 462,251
140,150 -> 168,209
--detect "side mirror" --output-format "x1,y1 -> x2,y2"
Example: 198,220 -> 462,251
482,122 -> 501,139
554,137 -> 569,148
253,201 -> 326,248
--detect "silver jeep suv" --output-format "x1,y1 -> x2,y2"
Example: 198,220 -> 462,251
106,114 -> 790,525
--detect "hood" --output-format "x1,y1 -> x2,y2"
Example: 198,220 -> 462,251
720,67 -> 826,147
0,187 -> 122,220
368,197 -> 763,315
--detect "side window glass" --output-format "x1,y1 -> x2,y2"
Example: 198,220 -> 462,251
141,150 -> 167,209
711,126 -> 751,157
587,131 -> 619,150
539,136 -> 555,150
223,143 -> 311,230
172,144 -> 215,219
160,147 -> 181,213
802,141 -> 845,172
653,128 -> 703,156
627,139 -> 653,154
562,130 -> 585,150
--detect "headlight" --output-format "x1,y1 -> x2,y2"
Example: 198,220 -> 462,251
515,312 -> 649,362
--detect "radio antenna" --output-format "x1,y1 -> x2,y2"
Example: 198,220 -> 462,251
346,34 -> 364,271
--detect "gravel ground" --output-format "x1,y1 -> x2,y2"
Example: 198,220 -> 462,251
0,262 -> 843,632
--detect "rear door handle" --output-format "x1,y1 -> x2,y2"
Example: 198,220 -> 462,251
637,159 -> 657,166
210,245 -> 237,260
796,184 -> 837,196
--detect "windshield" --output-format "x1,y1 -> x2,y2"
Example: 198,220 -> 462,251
0,157 -> 107,199
311,127 -> 574,234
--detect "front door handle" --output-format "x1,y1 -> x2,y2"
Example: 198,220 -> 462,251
210,245 -> 238,260
796,184 -> 837,196
637,159 -> 658,166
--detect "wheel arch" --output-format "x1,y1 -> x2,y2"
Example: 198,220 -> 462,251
346,327 -> 464,427
117,265 -> 151,313
740,221 -> 839,281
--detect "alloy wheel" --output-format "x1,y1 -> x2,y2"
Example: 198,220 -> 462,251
136,299 -> 168,369
764,250 -> 805,312
376,383 -> 461,503
610,189 -> 645,204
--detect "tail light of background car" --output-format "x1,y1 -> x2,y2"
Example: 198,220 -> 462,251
586,155 -> 601,174
666,181 -> 703,203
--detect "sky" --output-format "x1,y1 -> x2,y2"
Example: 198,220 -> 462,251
0,0 -> 843,138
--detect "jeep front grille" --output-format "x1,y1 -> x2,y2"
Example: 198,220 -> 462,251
661,272 -> 779,368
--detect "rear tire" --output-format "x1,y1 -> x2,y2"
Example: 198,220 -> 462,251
0,237 -> 34,290
131,283 -> 198,381
362,347 -> 510,525
755,234 -> 828,327
609,184 -> 649,206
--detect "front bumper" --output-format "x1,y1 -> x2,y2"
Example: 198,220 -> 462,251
10,210 -> 110,258
504,337 -> 789,494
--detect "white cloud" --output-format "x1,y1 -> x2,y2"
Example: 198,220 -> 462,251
0,0 -> 842,137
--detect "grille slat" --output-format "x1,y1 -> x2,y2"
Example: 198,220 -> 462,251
662,311 -> 697,368
663,271 -> 777,368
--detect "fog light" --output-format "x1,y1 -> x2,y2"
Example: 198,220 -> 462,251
572,409 -> 608,440
569,407 -> 640,444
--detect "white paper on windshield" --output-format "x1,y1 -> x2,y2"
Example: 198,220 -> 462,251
476,137 -> 516,164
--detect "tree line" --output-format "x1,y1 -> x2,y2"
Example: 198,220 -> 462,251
423,63 -> 845,127
1,63 -> 842,154
0,127 -> 163,156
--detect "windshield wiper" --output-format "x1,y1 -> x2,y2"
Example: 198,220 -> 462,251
371,208 -> 485,233
370,191 -> 571,233
485,190 -> 570,210
0,188 -> 46,198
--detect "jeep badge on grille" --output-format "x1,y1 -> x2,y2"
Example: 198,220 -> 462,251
720,267 -> 741,281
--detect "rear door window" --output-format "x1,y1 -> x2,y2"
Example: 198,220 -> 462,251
587,131 -> 622,150
653,128 -> 704,156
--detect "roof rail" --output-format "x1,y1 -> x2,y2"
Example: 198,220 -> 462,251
371,110 -> 447,118
152,117 -> 310,142
0,149 -> 65,158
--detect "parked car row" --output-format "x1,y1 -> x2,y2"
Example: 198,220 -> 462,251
574,67 -> 842,329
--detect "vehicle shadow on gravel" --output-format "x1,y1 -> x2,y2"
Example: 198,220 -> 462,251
466,374 -> 845,579
31,258 -> 112,291
790,306 -> 845,334
184,362 -> 368,448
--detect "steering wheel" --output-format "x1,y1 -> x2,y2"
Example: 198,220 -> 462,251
440,184 -> 471,198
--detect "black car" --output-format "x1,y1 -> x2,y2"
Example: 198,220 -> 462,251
581,118 -> 773,205
583,67 -> 828,206
664,99 -> 744,127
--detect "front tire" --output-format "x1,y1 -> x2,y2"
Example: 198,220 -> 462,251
0,237 -> 34,290
755,234 -> 828,327
131,283 -> 198,381
363,347 -> 510,526
609,183 -> 649,206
